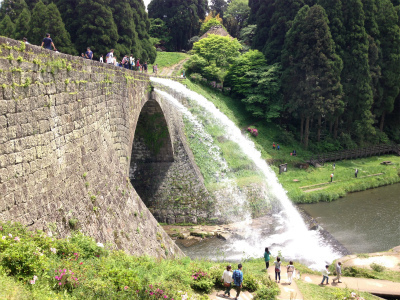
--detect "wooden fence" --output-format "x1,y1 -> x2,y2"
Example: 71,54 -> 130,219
307,143 -> 400,167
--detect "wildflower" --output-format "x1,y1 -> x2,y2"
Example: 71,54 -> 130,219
14,236 -> 20,242
33,275 -> 38,281
1,236 -> 5,240
50,247 -> 57,254
164,296 -> 168,299
96,242 -> 104,248
30,280 -> 35,284
124,286 -> 129,290
80,262 -> 83,265
8,233 -> 12,238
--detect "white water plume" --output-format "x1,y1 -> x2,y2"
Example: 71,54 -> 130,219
152,78 -> 341,268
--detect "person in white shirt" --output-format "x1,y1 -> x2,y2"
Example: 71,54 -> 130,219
100,55 -> 103,63
221,265 -> 233,298
286,261 -> 295,285
129,54 -> 134,70
320,265 -> 330,285
106,49 -> 114,64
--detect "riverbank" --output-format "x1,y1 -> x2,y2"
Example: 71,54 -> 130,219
181,79 -> 400,204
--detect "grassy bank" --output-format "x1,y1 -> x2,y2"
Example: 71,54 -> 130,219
0,222 -> 279,300
149,52 -> 189,74
182,79 -> 400,203
296,280 -> 382,300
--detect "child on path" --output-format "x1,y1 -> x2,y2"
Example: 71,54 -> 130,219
330,173 -> 334,182
221,265 -> 233,298
277,144 -> 280,150
273,142 -> 276,150
264,247 -> 271,269
287,261 -> 295,285
355,168 -> 358,178
320,265 -> 330,285
232,264 -> 243,300
274,257 -> 281,283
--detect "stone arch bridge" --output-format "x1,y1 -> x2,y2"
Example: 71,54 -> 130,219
0,37 -> 207,257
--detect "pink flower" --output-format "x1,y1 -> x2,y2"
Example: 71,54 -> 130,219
1,236 -> 5,240
14,237 -> 20,242
150,292 -> 154,295
80,262 -> 83,265
33,276 -> 38,281
164,296 -> 168,299
8,233 -> 12,238
30,280 -> 35,284
124,286 -> 129,290
58,282 -> 62,285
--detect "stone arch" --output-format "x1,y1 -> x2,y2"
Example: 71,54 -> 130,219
129,98 -> 174,207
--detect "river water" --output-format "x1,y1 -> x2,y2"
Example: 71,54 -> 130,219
299,184 -> 400,254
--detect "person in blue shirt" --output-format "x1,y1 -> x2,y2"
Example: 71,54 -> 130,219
85,47 -> 93,60
232,263 -> 243,300
41,33 -> 56,51
264,247 -> 271,269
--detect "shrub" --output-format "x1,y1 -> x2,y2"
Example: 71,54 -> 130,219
190,270 -> 214,293
370,263 -> 385,272
253,285 -> 280,300
342,266 -> 377,279
242,273 -> 258,292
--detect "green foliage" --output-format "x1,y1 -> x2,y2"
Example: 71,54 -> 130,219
224,0 -> 250,37
13,8 -> 31,40
200,17 -> 225,35
149,18 -> 171,49
148,0 -> 208,51
370,263 -> 385,272
0,0 -> 28,22
26,0 -> 48,45
0,15 -> 16,38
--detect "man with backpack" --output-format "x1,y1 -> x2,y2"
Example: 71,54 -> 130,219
232,264 -> 243,300
106,49 -> 114,64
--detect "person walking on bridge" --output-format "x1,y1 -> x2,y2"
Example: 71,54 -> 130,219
41,33 -> 56,51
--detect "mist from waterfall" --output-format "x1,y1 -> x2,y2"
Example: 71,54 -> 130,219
151,77 -> 341,269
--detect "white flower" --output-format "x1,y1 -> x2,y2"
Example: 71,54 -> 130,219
50,247 -> 57,254
30,280 -> 35,284
14,237 -> 20,242
96,242 -> 104,248
8,233 -> 12,238
1,236 -> 5,240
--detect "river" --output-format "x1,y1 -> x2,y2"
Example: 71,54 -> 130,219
299,184 -> 400,254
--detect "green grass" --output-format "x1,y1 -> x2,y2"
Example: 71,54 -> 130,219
340,265 -> 400,283
296,280 -> 382,300
0,221 -> 279,300
183,79 -> 400,203
149,52 -> 189,74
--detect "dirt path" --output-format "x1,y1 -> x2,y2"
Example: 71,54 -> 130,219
302,274 -> 400,297
267,269 -> 304,300
159,58 -> 189,76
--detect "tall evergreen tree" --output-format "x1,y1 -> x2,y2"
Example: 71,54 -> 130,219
374,0 -> 400,131
0,15 -> 15,37
0,0 -> 28,22
13,7 -> 31,40
264,0 -> 306,63
341,0 -> 375,141
45,3 -> 76,55
210,0 -> 227,18
26,0 -> 48,45
74,0 -> 118,58
55,0 -> 79,43
148,0 -> 208,51
224,0 -> 250,38
282,5 -> 343,148
251,0 -> 274,52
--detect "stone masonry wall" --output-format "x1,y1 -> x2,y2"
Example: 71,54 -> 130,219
0,36 -> 183,258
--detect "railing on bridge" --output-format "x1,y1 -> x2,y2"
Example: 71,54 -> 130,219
307,143 -> 400,167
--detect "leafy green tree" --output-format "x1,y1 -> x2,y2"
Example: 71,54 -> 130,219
184,54 -> 208,75
192,34 -> 242,67
341,0 -> 375,141
13,8 -> 30,40
0,15 -> 15,37
226,50 -> 283,121
148,0 -> 208,51
26,0 -> 48,45
264,0 -> 306,63
55,0 -> 79,43
224,0 -> 250,37
282,5 -> 343,147
149,18 -> 171,48
0,0 -> 28,22
210,0 -> 227,18
45,3 -> 76,54
240,24 -> 257,46
74,0 -> 118,59
374,0 -> 400,131
251,0 -> 274,51
248,0 -> 261,24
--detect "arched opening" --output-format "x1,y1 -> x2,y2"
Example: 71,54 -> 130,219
130,99 -> 174,208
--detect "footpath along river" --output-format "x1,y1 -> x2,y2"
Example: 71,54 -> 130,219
299,183 -> 400,254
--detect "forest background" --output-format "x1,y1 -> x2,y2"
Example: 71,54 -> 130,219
1,0 -> 400,151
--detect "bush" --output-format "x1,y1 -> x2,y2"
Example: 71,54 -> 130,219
253,285 -> 280,300
370,263 -> 385,272
342,266 -> 377,279
242,273 -> 258,292
190,270 -> 214,293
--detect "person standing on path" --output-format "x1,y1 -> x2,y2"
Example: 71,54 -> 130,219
355,168 -> 358,178
221,265 -> 233,298
320,265 -> 330,285
332,262 -> 342,283
273,142 -> 276,150
333,163 -> 336,170
129,54 -> 134,70
330,173 -> 334,182
264,247 -> 271,269
287,261 -> 295,285
277,144 -> 280,150
100,55 -> 104,63
274,257 -> 281,283
41,33 -> 56,51
232,264 -> 243,300
106,49 -> 114,64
